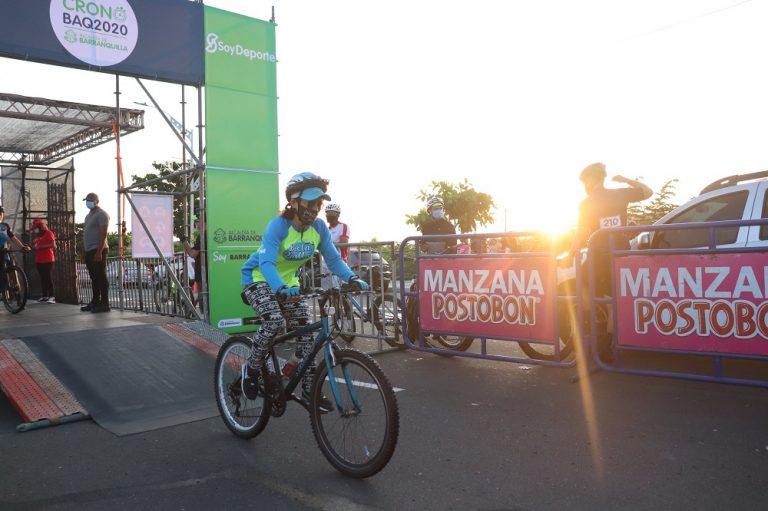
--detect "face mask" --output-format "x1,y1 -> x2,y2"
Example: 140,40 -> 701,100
86,200 -> 95,210
432,209 -> 445,219
297,203 -> 318,225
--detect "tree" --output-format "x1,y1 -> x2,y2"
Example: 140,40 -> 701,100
406,179 -> 495,234
131,161 -> 196,237
627,179 -> 679,226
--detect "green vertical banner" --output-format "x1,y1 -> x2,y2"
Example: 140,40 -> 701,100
204,7 -> 279,332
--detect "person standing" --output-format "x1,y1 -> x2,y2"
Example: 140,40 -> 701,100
180,214 -> 204,308
81,193 -> 111,313
31,218 -> 57,303
570,162 -> 652,362
320,203 -> 350,289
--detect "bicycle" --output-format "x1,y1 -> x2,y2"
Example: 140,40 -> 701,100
405,279 -> 475,353
2,250 -> 28,314
326,282 -> 405,348
213,286 -> 400,478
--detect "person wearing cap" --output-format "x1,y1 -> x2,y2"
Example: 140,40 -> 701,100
319,203 -> 351,290
0,205 -> 31,297
568,162 -> 652,362
419,196 -> 457,254
81,192 -> 111,313
240,172 -> 368,411
30,218 -> 57,303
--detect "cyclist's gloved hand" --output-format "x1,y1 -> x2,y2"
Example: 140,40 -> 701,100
348,278 -> 369,291
279,286 -> 301,298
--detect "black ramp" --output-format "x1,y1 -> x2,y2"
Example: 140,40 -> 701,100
23,325 -> 218,436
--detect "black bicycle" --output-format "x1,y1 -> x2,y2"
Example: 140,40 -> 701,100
213,287 -> 400,478
2,251 -> 28,313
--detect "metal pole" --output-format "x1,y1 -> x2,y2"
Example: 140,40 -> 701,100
197,84 -> 208,322
115,74 -> 124,310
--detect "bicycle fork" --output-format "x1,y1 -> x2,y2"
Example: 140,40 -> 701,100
323,342 -> 361,416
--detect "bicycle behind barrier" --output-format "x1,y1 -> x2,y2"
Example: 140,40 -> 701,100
213,286 -> 400,478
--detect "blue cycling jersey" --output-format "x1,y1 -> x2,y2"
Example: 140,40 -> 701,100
0,222 -> 15,250
241,216 -> 355,292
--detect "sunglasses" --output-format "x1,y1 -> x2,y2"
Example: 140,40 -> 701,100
300,198 -> 324,209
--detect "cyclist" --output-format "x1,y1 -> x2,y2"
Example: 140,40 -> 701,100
240,172 -> 369,410
320,202 -> 350,290
419,196 -> 456,254
324,203 -> 350,262
0,206 -> 31,297
569,162 -> 653,361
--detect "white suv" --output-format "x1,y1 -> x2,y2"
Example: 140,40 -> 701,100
634,170 -> 768,250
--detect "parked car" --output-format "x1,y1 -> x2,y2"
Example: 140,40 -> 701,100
632,170 -> 768,250
347,248 -> 393,292
107,259 -> 153,287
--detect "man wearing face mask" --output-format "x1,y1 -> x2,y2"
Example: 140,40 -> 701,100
81,192 -> 111,313
419,196 -> 457,254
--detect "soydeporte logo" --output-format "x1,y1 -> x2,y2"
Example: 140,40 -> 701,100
206,33 -> 276,63
50,0 -> 138,67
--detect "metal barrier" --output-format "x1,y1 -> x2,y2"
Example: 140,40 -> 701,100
584,219 -> 768,387
398,232 -> 575,367
77,252 -> 201,318
300,241 -> 402,355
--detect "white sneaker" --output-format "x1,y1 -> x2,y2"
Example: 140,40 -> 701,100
37,296 -> 48,303
47,297 -> 56,303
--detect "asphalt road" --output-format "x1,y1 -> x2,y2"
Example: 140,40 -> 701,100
1,305 -> 767,510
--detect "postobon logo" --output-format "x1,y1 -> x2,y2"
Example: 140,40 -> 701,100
50,0 -> 138,67
205,33 -> 277,63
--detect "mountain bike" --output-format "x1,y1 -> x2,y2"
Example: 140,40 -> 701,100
213,287 -> 400,478
2,251 -> 28,313
405,280 -> 475,353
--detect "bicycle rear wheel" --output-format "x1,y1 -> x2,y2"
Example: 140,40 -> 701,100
310,348 -> 399,478
4,265 -> 28,314
214,335 -> 270,438
372,296 -> 404,347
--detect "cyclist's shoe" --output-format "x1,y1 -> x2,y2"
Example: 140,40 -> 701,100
301,390 -> 334,414
241,364 -> 261,400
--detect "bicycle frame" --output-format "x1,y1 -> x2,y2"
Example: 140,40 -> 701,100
266,290 -> 360,412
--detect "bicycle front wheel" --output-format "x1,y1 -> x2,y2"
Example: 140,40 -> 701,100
310,348 -> 399,478
4,265 -> 28,313
214,335 -> 270,439
518,300 -> 575,361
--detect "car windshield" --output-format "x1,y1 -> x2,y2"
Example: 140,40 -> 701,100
350,250 -> 385,266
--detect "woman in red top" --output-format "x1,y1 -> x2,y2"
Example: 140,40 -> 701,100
31,218 -> 57,303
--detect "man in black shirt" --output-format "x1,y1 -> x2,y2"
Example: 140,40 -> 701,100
571,162 -> 652,362
419,196 -> 457,254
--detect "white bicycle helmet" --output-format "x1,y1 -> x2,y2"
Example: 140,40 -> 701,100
426,196 -> 444,210
325,203 -> 341,214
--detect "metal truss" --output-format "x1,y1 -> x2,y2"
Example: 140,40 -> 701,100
0,93 -> 144,165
